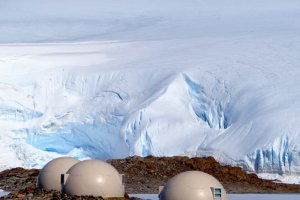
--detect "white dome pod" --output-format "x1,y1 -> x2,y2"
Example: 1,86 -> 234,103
159,171 -> 227,200
37,157 -> 79,191
62,159 -> 125,197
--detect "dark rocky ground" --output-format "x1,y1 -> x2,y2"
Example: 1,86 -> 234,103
1,156 -> 300,199
108,156 -> 300,194
0,167 -> 140,200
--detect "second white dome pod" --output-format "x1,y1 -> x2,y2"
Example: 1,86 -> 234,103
62,159 -> 125,197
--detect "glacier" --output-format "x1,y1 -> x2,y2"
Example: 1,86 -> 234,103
1,0 -> 300,180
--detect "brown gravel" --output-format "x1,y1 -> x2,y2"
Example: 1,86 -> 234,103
108,156 -> 300,194
0,168 -> 140,199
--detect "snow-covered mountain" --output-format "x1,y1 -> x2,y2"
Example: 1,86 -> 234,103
1,0 -> 300,179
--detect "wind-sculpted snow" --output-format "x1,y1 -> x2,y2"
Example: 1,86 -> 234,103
1,0 -> 300,181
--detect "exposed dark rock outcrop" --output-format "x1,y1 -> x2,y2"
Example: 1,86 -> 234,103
108,156 -> 300,194
0,167 -> 39,193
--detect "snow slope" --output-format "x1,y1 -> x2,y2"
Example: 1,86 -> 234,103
1,0 -> 300,178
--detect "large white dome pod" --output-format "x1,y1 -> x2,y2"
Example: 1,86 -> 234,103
159,171 -> 227,200
37,157 -> 79,191
62,159 -> 125,197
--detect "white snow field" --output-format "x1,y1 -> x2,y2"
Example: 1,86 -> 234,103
1,0 -> 300,181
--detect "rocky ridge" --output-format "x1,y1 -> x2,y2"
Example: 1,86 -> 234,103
108,156 -> 300,194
